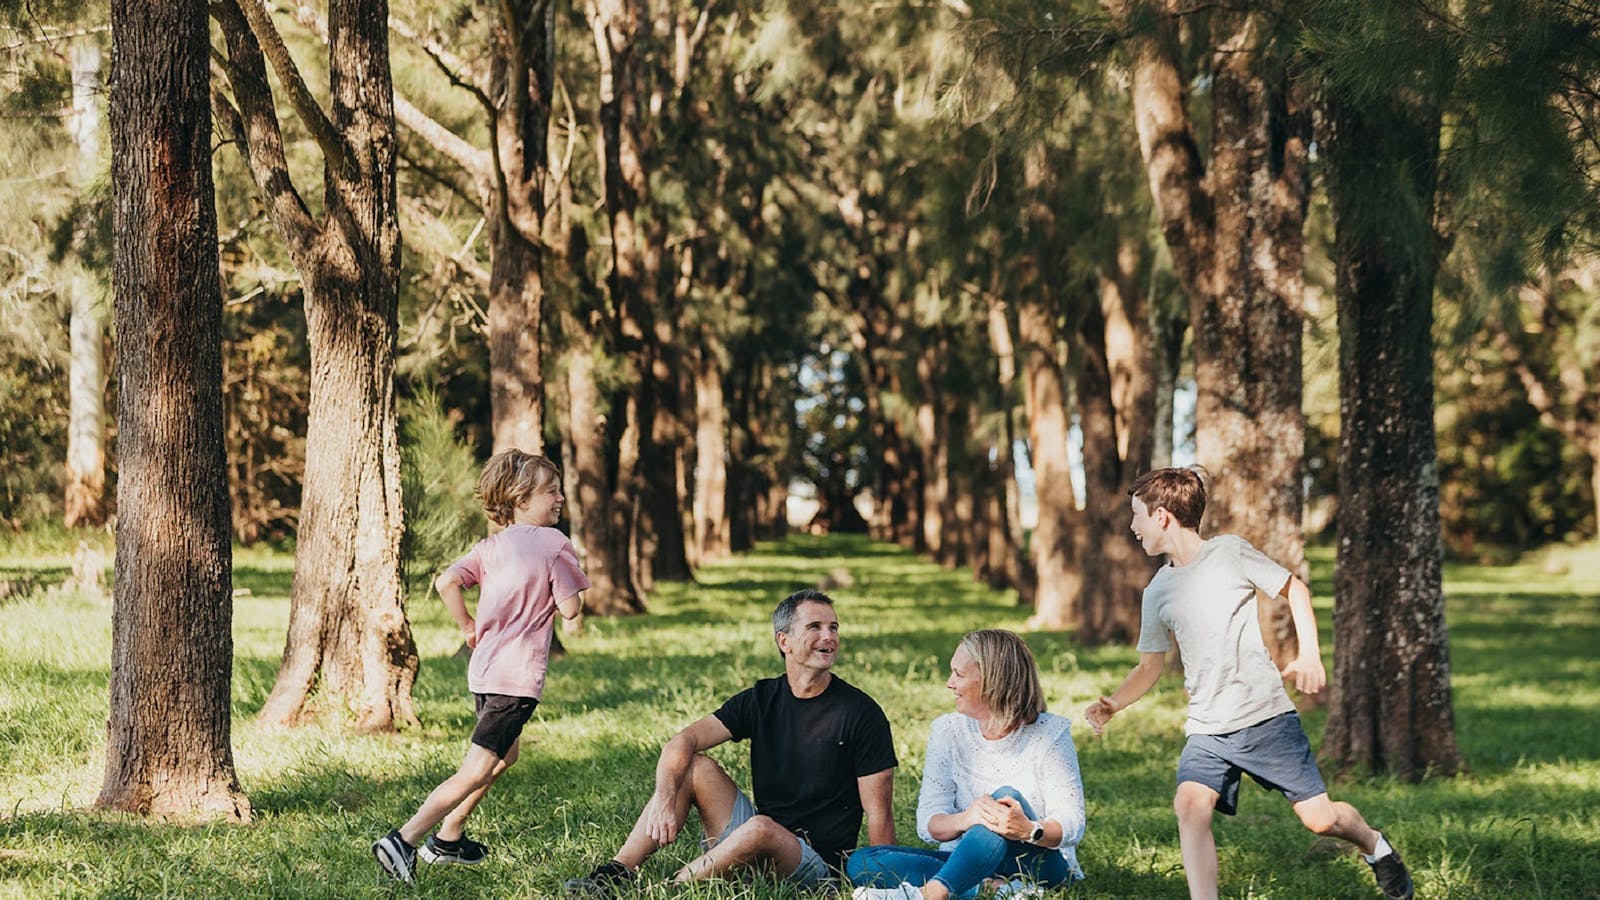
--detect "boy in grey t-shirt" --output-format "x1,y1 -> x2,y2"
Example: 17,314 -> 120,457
1084,467 -> 1413,900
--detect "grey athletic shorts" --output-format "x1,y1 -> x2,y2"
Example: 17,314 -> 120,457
702,787 -> 830,885
1177,711 -> 1328,816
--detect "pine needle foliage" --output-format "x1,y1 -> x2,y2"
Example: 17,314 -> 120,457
399,385 -> 483,597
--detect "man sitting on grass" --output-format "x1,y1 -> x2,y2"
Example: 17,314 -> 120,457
564,588 -> 898,895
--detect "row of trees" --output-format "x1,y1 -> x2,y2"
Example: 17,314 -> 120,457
2,0 -> 1597,818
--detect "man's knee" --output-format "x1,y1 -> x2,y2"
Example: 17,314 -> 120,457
1174,782 -> 1218,825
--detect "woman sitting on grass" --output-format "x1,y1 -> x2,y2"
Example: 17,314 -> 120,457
848,629 -> 1086,899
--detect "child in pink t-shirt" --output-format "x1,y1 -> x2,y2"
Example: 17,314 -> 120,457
373,450 -> 590,882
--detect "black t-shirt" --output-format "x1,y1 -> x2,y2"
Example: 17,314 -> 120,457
713,673 -> 897,869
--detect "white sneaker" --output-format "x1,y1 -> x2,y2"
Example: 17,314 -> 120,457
851,884 -> 923,900
992,879 -> 1045,898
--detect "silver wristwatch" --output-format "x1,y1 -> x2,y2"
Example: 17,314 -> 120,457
1028,820 -> 1045,844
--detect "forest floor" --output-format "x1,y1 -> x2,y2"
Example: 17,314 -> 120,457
1,532 -> 1597,898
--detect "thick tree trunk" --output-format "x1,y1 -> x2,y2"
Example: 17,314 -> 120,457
65,42 -> 107,529
213,0 -> 418,729
487,223 -> 546,455
1320,80 -> 1462,781
485,0 -> 554,456
1018,298 -> 1082,629
564,335 -> 646,615
100,0 -> 249,820
1115,0 -> 1309,668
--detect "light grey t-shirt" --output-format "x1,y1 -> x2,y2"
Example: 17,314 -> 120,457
1136,534 -> 1296,735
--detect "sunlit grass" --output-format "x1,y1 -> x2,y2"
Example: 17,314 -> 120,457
1,533 -> 1598,897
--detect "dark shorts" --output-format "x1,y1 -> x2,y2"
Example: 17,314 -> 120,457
470,693 -> 538,758
1176,711 -> 1328,816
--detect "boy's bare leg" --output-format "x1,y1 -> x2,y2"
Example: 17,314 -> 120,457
1174,781 -> 1222,900
672,815 -> 802,882
434,740 -> 520,841
613,755 -> 741,870
1292,794 -> 1380,854
399,744 -> 505,846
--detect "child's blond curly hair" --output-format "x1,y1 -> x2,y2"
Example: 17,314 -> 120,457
478,450 -> 561,526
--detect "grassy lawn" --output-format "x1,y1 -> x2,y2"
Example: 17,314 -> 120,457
1,532 -> 1598,897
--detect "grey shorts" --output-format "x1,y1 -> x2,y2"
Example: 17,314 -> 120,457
702,788 -> 829,885
1177,711 -> 1328,816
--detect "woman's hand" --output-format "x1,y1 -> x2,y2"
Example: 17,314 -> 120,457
971,794 -> 1033,841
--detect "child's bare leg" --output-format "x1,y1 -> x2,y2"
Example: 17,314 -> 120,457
399,744 -> 504,846
614,754 -> 741,870
1174,781 -> 1221,900
1292,794 -> 1380,854
434,740 -> 519,841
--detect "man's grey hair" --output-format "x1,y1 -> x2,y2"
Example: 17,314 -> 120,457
772,588 -> 835,646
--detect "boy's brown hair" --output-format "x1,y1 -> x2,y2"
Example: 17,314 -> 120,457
478,450 -> 561,526
1128,466 -> 1208,530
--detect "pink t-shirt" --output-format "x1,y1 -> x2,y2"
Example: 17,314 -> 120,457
448,525 -> 590,699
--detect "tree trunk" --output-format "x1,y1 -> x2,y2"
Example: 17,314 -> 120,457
564,331 -> 647,615
692,333 -> 730,562
487,219 -> 546,455
915,341 -> 948,560
1320,75 -> 1462,781
983,291 -> 1034,601
100,0 -> 249,820
484,0 -> 555,456
1018,298 -> 1082,629
1077,251 -> 1160,644
65,41 -> 107,529
1114,0 -> 1310,667
213,0 -> 418,729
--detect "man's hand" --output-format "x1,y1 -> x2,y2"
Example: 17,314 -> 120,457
1280,654 -> 1326,695
461,617 -> 478,650
1084,696 -> 1117,735
641,788 -> 684,846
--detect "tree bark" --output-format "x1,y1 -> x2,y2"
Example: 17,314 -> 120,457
1112,0 -> 1310,667
983,290 -> 1034,601
1320,73 -> 1463,780
99,0 -> 250,820
1078,245 -> 1160,644
1018,297 -> 1082,629
213,0 -> 417,729
65,41 -> 107,529
692,332 -> 731,562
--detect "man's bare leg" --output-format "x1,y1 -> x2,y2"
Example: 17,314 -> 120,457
673,814 -> 803,882
613,754 -> 741,870
1174,781 -> 1221,900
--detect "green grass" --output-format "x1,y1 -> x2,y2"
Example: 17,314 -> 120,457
2,534 -> 1598,897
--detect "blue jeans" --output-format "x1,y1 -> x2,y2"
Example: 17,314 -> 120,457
846,787 -> 1074,898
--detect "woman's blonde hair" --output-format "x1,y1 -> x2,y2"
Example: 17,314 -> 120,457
959,629 -> 1046,735
478,450 -> 560,526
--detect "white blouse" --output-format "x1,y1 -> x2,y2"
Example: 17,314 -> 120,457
914,711 -> 1086,878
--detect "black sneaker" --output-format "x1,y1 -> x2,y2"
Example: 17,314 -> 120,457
372,829 -> 417,883
563,860 -> 635,896
420,833 -> 488,866
1367,847 -> 1414,900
